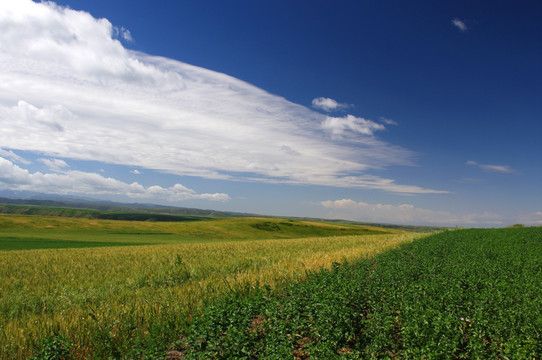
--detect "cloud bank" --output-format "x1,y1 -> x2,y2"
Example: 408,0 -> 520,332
321,199 -> 505,226
0,1 -> 445,195
0,156 -> 229,202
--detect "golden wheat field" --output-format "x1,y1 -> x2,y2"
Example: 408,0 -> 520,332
0,215 -> 425,358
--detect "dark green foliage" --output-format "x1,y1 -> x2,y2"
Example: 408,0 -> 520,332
178,228 -> 542,359
95,212 -> 205,222
250,222 -> 282,232
0,236 -> 149,250
248,221 -> 388,237
30,334 -> 71,360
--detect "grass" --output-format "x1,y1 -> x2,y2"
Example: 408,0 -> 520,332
0,214 -> 417,358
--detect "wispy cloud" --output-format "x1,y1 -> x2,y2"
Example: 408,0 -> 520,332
131,169 -> 141,175
467,161 -> 514,173
38,158 -> 69,172
321,199 -> 503,226
379,117 -> 398,126
312,97 -> 350,112
452,18 -> 468,32
0,149 -> 30,165
0,156 -> 229,202
0,1 -> 445,195
454,177 -> 484,184
114,26 -> 133,42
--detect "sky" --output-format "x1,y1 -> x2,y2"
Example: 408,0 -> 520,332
0,0 -> 541,227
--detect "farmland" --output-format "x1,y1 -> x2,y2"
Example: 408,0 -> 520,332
2,210 -> 540,359
0,213 -> 418,358
178,227 -> 542,359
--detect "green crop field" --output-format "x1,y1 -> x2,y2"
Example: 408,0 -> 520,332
0,213 -> 417,359
175,227 -> 542,359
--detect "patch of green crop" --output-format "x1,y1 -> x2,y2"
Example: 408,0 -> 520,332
0,236 -> 150,250
177,227 -> 542,359
0,228 -> 178,250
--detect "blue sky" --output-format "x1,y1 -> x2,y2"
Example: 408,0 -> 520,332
0,0 -> 540,226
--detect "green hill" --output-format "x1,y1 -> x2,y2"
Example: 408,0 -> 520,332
0,214 -> 397,251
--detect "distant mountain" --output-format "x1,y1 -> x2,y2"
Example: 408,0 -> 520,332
0,193 -> 255,218
0,190 -> 92,202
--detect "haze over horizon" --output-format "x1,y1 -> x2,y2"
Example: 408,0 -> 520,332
1,0 -> 540,227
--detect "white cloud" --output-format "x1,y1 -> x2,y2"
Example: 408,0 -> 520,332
38,158 -> 68,172
312,97 -> 350,112
467,161 -> 514,173
131,169 -> 141,175
0,156 -> 229,202
321,115 -> 385,138
321,198 -> 504,226
452,18 -> 468,32
0,1 -> 446,195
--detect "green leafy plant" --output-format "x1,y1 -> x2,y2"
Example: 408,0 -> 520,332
31,334 -> 71,360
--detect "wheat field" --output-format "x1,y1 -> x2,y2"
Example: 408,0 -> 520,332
0,215 -> 424,358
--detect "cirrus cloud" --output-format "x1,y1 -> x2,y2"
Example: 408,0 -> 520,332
0,0 -> 446,195
467,161 -> 514,173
